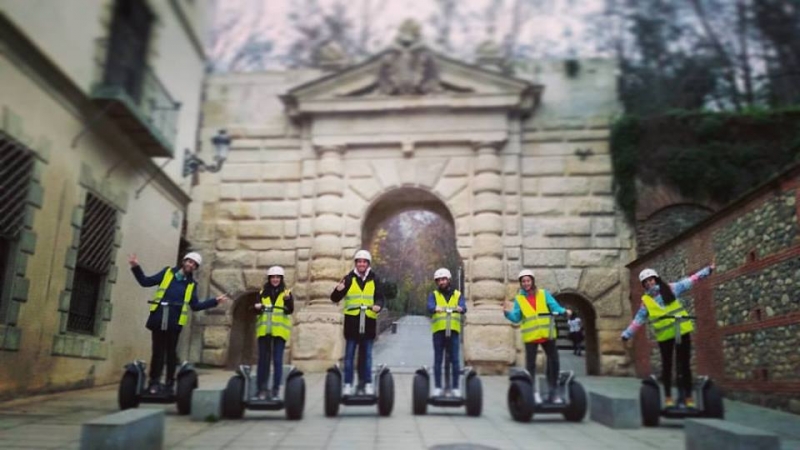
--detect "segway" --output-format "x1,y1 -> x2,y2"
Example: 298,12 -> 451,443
118,301 -> 198,415
221,365 -> 305,420
506,313 -> 587,423
222,304 -> 305,420
324,305 -> 395,417
412,307 -> 482,416
639,314 -> 724,427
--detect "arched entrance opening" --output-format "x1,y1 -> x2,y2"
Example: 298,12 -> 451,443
226,290 -> 260,369
362,188 -> 460,316
554,292 -> 600,376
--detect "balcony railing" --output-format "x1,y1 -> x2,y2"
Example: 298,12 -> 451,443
90,35 -> 180,157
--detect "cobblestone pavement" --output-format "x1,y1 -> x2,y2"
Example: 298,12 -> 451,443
0,316 -> 798,449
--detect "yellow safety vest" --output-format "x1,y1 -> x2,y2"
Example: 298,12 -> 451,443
431,290 -> 462,334
257,289 -> 292,341
150,267 -> 194,326
642,294 -> 694,342
343,276 -> 377,319
517,290 -> 554,343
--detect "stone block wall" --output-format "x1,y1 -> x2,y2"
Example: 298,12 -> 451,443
628,164 -> 800,414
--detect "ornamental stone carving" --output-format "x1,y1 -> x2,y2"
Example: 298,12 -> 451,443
377,19 -> 442,95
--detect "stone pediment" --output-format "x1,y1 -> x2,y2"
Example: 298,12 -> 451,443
281,47 -> 542,119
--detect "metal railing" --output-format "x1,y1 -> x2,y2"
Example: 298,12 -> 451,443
92,32 -> 180,149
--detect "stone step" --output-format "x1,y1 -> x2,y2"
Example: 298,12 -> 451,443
80,408 -> 164,450
191,387 -> 225,422
685,418 -> 780,450
589,391 -> 640,429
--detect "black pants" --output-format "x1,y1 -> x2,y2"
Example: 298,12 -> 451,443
149,329 -> 181,383
525,339 -> 560,391
569,331 -> 584,354
658,333 -> 692,398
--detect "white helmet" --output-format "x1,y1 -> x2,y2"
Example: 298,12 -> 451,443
434,268 -> 451,280
183,252 -> 202,267
518,269 -> 535,281
639,268 -> 659,283
267,266 -> 285,277
353,250 -> 372,262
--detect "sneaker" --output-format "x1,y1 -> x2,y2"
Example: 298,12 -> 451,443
147,381 -> 160,395
451,389 -> 461,398
534,392 -> 542,404
343,384 -> 353,396
685,398 -> 696,408
552,395 -> 564,404
364,383 -> 375,396
272,388 -> 280,400
432,387 -> 442,396
664,397 -> 675,407
256,390 -> 269,400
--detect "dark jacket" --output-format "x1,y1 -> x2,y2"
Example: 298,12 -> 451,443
330,269 -> 386,340
256,282 -> 295,314
132,265 -> 219,331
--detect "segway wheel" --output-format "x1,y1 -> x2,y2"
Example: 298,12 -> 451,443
176,371 -> 198,415
324,371 -> 341,417
378,371 -> 394,417
562,381 -> 587,422
412,373 -> 428,415
285,375 -> 306,420
507,380 -> 534,422
222,376 -> 245,419
640,382 -> 661,427
702,381 -> 724,419
118,372 -> 139,410
465,375 -> 483,417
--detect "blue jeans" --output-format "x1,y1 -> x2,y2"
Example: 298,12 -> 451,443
433,331 -> 460,389
257,336 -> 286,391
344,339 -> 373,385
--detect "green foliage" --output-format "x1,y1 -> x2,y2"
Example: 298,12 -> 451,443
369,210 -> 460,315
611,109 -> 800,222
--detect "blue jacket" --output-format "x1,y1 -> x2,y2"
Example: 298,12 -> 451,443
132,265 -> 218,331
504,288 -> 566,324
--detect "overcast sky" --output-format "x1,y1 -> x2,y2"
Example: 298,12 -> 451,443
208,0 -> 607,71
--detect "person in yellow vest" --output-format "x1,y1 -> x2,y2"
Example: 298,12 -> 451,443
621,264 -> 714,408
129,252 -> 229,394
503,269 -> 571,403
330,250 -> 385,396
253,266 -> 294,400
427,268 -> 467,397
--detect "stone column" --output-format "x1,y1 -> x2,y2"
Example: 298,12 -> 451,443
292,146 -> 345,372
464,142 -> 516,373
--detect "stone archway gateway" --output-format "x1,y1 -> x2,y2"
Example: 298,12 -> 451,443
189,21 -> 634,375
362,188 -> 460,315
555,292 -> 600,376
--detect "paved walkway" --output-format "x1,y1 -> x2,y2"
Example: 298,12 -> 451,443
0,316 -> 798,449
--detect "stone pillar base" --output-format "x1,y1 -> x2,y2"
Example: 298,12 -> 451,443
463,311 -> 516,375
291,310 -> 344,372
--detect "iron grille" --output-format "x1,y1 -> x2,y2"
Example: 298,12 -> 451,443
0,136 -> 34,240
76,194 -> 117,273
67,194 -> 117,334
0,237 -> 9,318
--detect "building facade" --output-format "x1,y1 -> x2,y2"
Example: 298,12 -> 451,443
0,0 -> 210,398
628,163 -> 800,414
189,25 -> 635,375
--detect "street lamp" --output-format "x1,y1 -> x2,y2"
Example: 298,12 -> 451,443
183,129 -> 232,176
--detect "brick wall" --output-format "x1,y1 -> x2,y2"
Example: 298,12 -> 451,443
628,164 -> 800,414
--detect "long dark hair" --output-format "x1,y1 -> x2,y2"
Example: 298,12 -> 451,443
655,277 -> 676,304
261,277 -> 285,299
